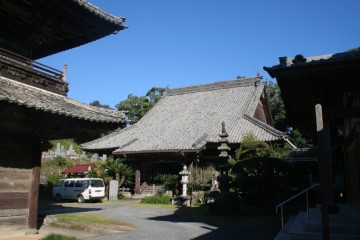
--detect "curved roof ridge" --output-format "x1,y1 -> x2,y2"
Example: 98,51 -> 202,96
243,114 -> 286,138
164,77 -> 261,96
74,0 -> 127,27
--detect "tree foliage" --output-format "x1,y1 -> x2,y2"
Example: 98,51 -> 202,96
115,87 -> 166,124
264,80 -> 314,147
264,81 -> 288,132
189,165 -> 216,191
89,100 -> 112,109
91,157 -> 134,188
230,134 -> 288,207
154,174 -> 179,194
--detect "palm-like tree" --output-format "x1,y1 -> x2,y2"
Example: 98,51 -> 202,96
101,157 -> 134,187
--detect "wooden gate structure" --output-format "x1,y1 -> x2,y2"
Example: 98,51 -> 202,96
0,0 -> 127,233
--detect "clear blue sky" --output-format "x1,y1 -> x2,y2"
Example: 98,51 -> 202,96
40,0 -> 360,109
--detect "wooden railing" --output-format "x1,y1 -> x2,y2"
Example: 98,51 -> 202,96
0,47 -> 64,80
276,183 -> 321,231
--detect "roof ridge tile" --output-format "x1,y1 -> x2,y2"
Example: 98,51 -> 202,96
164,77 -> 260,96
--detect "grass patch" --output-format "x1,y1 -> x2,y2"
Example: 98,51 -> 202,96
56,213 -> 120,225
41,233 -> 77,240
50,213 -> 136,232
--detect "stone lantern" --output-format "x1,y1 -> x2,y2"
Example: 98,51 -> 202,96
217,122 -> 230,194
179,165 -> 190,196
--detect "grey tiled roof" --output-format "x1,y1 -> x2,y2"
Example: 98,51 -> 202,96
264,51 -> 360,77
82,77 -> 286,154
0,76 -> 125,123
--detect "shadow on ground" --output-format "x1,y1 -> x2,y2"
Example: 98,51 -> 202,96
147,205 -> 281,240
37,199 -> 103,229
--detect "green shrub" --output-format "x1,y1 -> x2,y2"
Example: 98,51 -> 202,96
47,173 -> 65,186
140,194 -> 172,205
41,233 -> 77,240
154,174 -> 178,193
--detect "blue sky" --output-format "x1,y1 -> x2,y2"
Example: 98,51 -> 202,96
40,0 -> 360,109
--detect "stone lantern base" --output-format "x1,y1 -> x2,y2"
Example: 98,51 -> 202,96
172,195 -> 192,206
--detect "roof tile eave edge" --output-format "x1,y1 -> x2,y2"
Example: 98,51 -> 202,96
81,146 -> 119,151
113,148 -> 200,155
74,0 -> 126,26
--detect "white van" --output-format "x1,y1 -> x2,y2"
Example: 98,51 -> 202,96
53,178 -> 106,203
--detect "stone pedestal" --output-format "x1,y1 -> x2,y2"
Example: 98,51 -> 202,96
172,196 -> 191,206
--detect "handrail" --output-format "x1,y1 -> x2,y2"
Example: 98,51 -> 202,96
276,183 -> 320,231
0,47 -> 63,79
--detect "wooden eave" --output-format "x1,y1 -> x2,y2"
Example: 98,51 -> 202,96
264,53 -> 360,129
0,0 -> 127,59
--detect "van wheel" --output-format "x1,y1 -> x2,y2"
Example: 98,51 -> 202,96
55,194 -> 62,202
77,195 -> 85,203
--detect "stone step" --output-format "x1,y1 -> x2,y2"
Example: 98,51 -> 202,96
276,209 -> 360,240
305,207 -> 360,234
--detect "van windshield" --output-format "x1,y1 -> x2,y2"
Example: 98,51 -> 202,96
90,180 -> 104,187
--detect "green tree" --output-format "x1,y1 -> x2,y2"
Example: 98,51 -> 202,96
347,46 -> 360,52
115,87 -> 166,124
264,81 -> 288,132
101,157 -> 134,187
89,100 -> 112,109
154,174 -> 179,194
264,80 -> 314,147
230,134 -> 288,207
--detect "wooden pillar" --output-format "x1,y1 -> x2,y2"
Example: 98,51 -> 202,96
135,169 -> 141,194
188,161 -> 194,182
27,141 -> 41,233
315,104 -> 331,240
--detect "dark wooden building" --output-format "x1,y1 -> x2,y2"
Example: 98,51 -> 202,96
264,51 -> 360,206
264,50 -> 360,239
0,0 -> 127,234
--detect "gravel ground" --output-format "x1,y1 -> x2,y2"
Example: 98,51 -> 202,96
36,200 -> 279,240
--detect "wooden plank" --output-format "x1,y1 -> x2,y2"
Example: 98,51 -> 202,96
0,209 -> 28,217
0,168 -> 30,192
0,216 -> 27,226
0,193 -> 29,210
